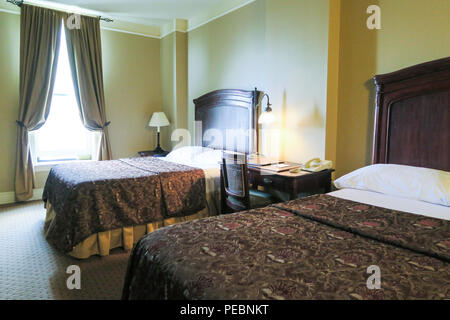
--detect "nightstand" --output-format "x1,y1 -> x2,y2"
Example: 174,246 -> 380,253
138,150 -> 169,158
248,168 -> 334,201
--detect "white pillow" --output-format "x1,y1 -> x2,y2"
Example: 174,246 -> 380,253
334,164 -> 450,207
165,146 -> 213,163
192,149 -> 222,167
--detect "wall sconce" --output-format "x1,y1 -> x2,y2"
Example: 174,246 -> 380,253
258,93 -> 275,125
254,91 -> 276,155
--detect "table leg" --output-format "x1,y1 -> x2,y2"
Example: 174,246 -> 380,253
324,173 -> 332,193
289,185 -> 298,200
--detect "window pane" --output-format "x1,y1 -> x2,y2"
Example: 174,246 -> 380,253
53,24 -> 75,95
32,24 -> 94,163
35,96 -> 92,161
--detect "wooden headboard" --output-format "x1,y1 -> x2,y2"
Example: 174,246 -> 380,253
372,57 -> 450,171
194,89 -> 262,154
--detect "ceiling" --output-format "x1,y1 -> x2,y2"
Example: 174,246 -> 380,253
54,0 -> 218,25
19,0 -> 253,27
0,0 -> 254,37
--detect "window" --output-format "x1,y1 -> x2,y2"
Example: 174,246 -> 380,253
30,25 -> 97,165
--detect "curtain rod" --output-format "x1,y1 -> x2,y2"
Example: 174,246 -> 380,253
6,0 -> 114,22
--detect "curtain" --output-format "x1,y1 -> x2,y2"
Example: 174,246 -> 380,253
15,5 -> 63,201
64,15 -> 112,161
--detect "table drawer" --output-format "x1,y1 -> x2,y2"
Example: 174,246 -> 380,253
250,172 -> 289,192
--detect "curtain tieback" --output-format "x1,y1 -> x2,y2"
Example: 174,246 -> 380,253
16,120 -> 28,130
102,121 -> 111,129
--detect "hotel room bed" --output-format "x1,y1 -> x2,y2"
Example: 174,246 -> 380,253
43,152 -> 221,259
43,89 -> 261,259
122,58 -> 450,300
122,191 -> 449,300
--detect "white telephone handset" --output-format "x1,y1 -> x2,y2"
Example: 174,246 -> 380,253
302,158 -> 333,172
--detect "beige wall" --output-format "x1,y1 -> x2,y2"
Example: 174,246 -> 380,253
160,32 -> 175,150
188,0 -> 330,162
0,12 -> 162,193
333,0 -> 379,178
102,30 -> 162,160
160,31 -> 188,150
324,0 -> 341,176
0,12 -> 20,193
333,0 -> 450,177
376,0 -> 450,74
188,0 -> 266,136
175,32 -> 188,133
264,0 -> 329,162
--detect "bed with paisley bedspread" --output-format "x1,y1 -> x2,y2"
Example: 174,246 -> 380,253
43,157 -> 207,257
122,194 -> 449,300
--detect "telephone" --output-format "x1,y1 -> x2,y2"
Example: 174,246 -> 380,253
302,158 -> 333,172
289,167 -> 303,174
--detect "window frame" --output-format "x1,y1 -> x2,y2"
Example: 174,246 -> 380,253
29,23 -> 97,168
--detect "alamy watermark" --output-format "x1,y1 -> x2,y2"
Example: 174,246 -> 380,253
367,5 -> 382,30
366,265 -> 381,290
66,14 -> 81,30
66,265 -> 81,290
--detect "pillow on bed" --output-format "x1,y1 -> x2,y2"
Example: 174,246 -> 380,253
192,149 -> 222,167
334,164 -> 450,207
165,146 -> 213,163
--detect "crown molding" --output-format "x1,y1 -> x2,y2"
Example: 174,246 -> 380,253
187,0 -> 256,32
101,19 -> 161,38
2,0 -> 258,39
101,27 -> 161,39
160,19 -> 188,39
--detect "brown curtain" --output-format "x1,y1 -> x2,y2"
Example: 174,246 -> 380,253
64,15 -> 112,161
15,5 -> 63,201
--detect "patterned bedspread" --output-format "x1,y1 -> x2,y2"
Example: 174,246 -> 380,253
122,194 -> 450,300
43,157 -> 206,253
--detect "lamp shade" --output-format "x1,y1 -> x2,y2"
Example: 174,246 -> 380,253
258,110 -> 275,124
149,112 -> 170,128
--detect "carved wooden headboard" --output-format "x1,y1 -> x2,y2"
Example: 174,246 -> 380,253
194,89 -> 262,154
372,57 -> 450,171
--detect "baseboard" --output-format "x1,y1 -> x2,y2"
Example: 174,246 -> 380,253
0,188 -> 44,205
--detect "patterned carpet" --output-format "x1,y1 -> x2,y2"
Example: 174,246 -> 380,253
0,201 -> 130,300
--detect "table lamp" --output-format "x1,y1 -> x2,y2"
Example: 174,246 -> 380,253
149,112 -> 170,153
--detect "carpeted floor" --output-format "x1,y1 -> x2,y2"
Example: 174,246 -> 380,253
0,201 -> 131,300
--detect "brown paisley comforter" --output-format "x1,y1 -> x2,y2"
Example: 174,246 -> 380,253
122,194 -> 450,300
43,157 -> 206,253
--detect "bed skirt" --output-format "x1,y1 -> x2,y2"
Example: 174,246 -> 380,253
44,202 -> 210,259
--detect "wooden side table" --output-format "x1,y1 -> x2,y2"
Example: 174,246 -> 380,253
248,168 -> 334,200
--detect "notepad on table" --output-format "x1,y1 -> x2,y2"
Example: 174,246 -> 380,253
258,162 -> 302,172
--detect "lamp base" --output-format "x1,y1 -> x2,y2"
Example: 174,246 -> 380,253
151,146 -> 166,154
152,131 -> 167,155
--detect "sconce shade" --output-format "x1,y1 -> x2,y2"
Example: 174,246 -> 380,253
149,112 -> 170,128
258,92 -> 275,125
258,110 -> 275,124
